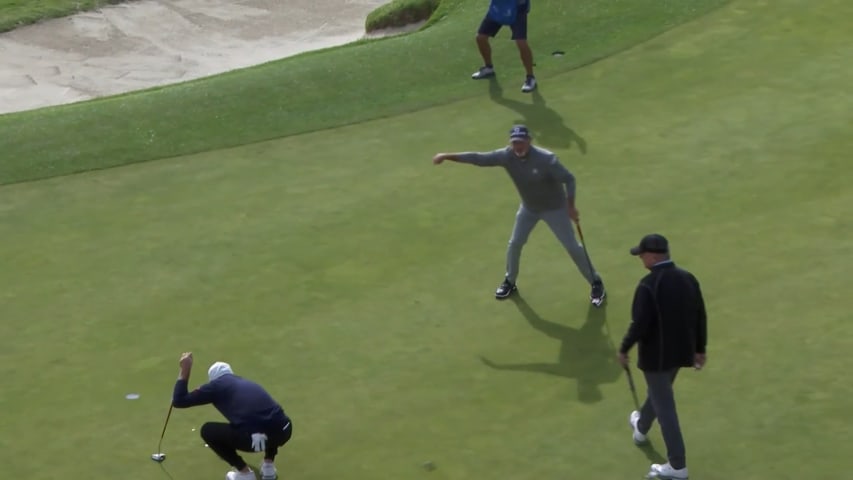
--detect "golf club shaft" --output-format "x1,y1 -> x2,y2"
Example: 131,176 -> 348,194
575,222 -> 596,282
157,404 -> 173,453
623,365 -> 641,411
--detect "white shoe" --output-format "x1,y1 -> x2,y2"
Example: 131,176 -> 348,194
630,410 -> 649,445
647,463 -> 688,479
471,66 -> 496,79
260,462 -> 278,480
521,76 -> 537,92
225,469 -> 256,480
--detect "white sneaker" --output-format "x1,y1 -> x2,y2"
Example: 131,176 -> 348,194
630,410 -> 649,445
260,462 -> 278,480
225,469 -> 256,480
647,463 -> 688,479
471,66 -> 496,79
521,76 -> 537,92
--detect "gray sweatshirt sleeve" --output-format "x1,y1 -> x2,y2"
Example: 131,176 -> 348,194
547,155 -> 576,199
453,149 -> 508,167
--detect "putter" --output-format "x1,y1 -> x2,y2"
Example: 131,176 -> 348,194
575,221 -> 603,306
151,404 -> 173,463
623,365 -> 641,411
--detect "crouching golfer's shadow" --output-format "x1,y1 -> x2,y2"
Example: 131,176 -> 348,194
480,295 -> 621,403
488,78 -> 587,154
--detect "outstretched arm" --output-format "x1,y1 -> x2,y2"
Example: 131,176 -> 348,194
433,149 -> 507,167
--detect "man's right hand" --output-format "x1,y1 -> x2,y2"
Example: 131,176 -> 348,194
694,353 -> 707,370
568,206 -> 579,222
432,153 -> 447,165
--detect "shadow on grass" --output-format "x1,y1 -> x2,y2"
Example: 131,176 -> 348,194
639,443 -> 667,465
487,77 -> 587,153
480,294 -> 621,403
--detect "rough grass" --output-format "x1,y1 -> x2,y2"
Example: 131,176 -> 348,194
365,0 -> 440,32
0,0 -> 131,32
0,0 -> 731,185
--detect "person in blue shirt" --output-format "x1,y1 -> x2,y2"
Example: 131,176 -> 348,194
471,0 -> 537,93
172,352 -> 293,480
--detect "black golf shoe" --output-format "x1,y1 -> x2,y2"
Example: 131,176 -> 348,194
495,278 -> 517,300
590,280 -> 606,307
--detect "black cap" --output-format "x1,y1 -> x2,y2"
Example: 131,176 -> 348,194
629,234 -> 669,255
509,124 -> 531,142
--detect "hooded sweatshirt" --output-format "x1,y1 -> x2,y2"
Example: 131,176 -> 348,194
172,362 -> 290,433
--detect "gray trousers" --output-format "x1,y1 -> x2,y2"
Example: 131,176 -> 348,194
638,369 -> 687,470
506,203 -> 600,284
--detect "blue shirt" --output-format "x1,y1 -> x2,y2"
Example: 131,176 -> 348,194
173,374 -> 290,433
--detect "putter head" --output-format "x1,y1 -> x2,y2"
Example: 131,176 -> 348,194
151,453 -> 166,462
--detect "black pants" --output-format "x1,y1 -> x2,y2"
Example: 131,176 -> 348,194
638,368 -> 686,469
200,421 -> 293,470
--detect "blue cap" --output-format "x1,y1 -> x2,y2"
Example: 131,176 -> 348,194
509,124 -> 531,141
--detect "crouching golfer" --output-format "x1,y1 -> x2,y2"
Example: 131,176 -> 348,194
432,124 -> 606,305
172,352 -> 292,480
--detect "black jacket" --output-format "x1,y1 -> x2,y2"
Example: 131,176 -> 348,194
620,261 -> 707,372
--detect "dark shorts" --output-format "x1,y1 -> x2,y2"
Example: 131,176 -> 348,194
477,5 -> 529,40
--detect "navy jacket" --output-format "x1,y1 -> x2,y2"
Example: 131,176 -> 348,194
620,261 -> 707,372
173,374 -> 290,433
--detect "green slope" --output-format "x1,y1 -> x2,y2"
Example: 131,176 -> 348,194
0,0 -> 729,184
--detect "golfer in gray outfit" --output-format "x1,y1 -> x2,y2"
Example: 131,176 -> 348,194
432,125 -> 606,305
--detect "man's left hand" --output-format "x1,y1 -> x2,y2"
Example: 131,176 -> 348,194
617,352 -> 629,367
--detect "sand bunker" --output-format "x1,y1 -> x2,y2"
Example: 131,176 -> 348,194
0,0 -> 396,115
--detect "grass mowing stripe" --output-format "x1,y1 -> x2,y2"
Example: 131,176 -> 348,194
0,0 -> 730,185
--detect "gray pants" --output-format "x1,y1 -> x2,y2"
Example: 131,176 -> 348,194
505,203 -> 600,284
638,369 -> 687,470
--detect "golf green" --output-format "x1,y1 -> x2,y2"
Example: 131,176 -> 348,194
0,1 -> 850,479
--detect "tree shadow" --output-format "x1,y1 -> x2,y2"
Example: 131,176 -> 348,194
479,295 -> 621,403
488,77 -> 588,154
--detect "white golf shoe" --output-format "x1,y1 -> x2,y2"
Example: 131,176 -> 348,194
647,462 -> 688,479
225,469 -> 256,480
630,410 -> 649,445
260,462 -> 278,480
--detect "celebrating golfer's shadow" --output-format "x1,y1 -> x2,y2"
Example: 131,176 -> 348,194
480,295 -> 621,403
488,77 -> 587,154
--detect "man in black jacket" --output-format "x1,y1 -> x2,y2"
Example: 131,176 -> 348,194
617,234 -> 707,480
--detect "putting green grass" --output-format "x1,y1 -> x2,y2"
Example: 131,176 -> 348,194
1,0 -> 851,479
0,0 -> 730,184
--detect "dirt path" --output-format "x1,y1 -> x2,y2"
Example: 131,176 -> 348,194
0,0 -> 391,115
